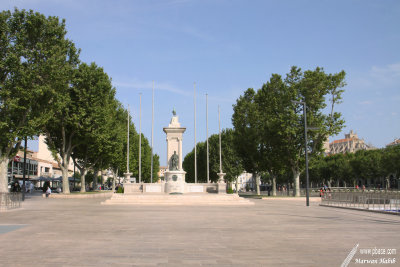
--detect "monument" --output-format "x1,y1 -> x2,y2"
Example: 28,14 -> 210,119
163,109 -> 186,193
102,108 -> 253,205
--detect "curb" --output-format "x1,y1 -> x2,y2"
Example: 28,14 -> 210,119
43,192 -> 114,199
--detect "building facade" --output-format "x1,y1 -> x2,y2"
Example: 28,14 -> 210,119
329,130 -> 373,154
386,138 -> 400,147
8,135 -> 74,187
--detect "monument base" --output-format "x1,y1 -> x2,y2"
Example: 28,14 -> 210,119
123,172 -> 132,183
164,170 -> 186,194
124,183 -> 142,194
102,193 -> 254,206
217,182 -> 227,194
217,172 -> 227,194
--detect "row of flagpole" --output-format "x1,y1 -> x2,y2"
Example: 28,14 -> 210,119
125,82 -> 222,184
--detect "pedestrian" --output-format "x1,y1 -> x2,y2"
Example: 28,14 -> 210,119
30,182 -> 34,194
15,182 -> 21,192
46,186 -> 51,198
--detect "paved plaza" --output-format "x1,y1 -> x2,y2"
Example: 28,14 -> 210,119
0,193 -> 399,266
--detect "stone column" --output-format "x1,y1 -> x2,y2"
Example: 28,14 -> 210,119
166,137 -> 169,168
178,137 -> 182,170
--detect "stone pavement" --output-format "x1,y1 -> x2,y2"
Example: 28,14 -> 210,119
0,193 -> 399,266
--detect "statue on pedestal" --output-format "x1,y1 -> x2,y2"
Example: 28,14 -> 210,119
169,151 -> 179,171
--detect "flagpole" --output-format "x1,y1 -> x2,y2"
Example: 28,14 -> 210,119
127,104 -> 130,174
151,81 -> 154,183
219,105 -> 222,173
217,105 -> 226,187
139,93 -> 142,183
206,93 -> 209,183
194,82 -> 197,184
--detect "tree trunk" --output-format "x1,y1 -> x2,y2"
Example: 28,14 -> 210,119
292,168 -> 300,197
253,173 -> 260,196
61,166 -> 70,194
0,156 -> 10,193
61,154 -> 70,194
235,176 -> 239,194
272,176 -> 277,196
80,169 -> 87,193
293,169 -> 300,197
93,168 -> 98,190
112,172 -> 116,192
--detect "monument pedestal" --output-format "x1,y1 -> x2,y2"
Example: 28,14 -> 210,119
124,183 -> 143,194
164,170 -> 186,194
123,172 -> 132,183
217,172 -> 226,194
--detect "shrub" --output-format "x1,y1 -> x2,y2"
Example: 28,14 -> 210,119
227,188 -> 234,194
117,186 -> 124,193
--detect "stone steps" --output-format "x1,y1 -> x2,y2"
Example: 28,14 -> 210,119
101,193 -> 254,206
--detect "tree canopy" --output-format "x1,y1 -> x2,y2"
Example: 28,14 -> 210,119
183,129 -> 243,184
0,9 -> 159,193
232,66 -> 346,196
308,146 -> 400,189
0,9 -> 79,192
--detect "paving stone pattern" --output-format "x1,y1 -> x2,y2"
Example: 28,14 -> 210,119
0,193 -> 399,266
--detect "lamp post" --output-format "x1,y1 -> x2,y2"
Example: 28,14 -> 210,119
22,137 -> 27,201
291,100 -> 313,207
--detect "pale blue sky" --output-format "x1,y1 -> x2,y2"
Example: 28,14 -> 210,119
2,0 -> 400,165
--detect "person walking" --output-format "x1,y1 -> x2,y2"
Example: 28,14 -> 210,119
46,186 -> 51,198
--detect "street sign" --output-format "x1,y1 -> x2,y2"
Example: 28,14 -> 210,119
14,155 -> 20,162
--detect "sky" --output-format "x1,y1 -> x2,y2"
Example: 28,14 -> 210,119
2,0 -> 400,166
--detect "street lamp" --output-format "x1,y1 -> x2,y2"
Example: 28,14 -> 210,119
22,137 -> 27,201
292,100 -> 318,207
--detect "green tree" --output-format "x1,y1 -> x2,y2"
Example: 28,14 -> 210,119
152,154 -> 160,182
139,134 -> 160,183
233,67 -> 346,196
43,61 -> 119,195
382,145 -> 400,179
255,75 -> 294,196
0,9 -> 79,192
183,129 -> 243,185
116,119 -> 157,183
232,89 -> 263,194
351,149 -> 385,187
281,67 -> 346,196
107,104 -> 128,190
69,62 -> 116,192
